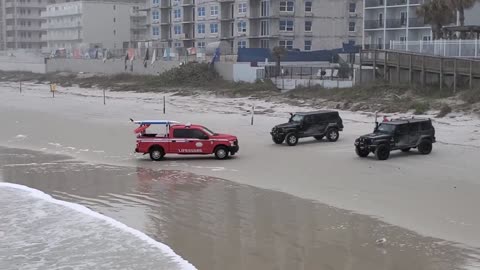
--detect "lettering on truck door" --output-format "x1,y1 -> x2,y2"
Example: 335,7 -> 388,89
172,129 -> 198,153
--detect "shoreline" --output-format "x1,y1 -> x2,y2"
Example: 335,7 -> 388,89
1,79 -> 480,250
1,146 -> 479,270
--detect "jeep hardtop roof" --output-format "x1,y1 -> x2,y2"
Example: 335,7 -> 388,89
381,118 -> 431,125
295,110 -> 339,115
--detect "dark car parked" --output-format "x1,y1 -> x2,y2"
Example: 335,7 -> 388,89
354,118 -> 436,160
271,111 -> 344,146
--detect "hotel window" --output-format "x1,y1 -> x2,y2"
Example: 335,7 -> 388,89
210,23 -> 218,33
279,20 -> 294,31
238,3 -> 247,13
197,23 -> 205,34
304,40 -> 312,51
305,21 -> 312,32
210,6 -> 219,16
174,25 -> 182,35
152,10 -> 159,20
198,7 -> 205,17
305,1 -> 312,12
279,40 -> 293,49
174,9 -> 181,19
237,21 -> 247,33
280,1 -> 294,12
152,0 -> 159,4
152,26 -> 159,36
349,3 -> 356,13
197,41 -> 205,48
349,21 -> 355,32
237,40 -> 247,48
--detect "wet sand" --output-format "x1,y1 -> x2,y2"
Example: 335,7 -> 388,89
1,147 -> 479,270
1,82 -> 480,249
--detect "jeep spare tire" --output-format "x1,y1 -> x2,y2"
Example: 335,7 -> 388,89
418,140 -> 432,155
214,146 -> 229,160
374,144 -> 390,160
326,128 -> 339,142
286,133 -> 298,146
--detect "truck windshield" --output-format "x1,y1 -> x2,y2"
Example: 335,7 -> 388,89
202,126 -> 217,136
377,123 -> 396,133
290,114 -> 304,123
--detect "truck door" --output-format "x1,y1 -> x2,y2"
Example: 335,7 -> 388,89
172,128 -> 197,154
190,128 -> 213,154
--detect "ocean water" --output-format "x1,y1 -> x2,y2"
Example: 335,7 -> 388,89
0,183 -> 196,270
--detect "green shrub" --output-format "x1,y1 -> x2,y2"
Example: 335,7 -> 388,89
436,104 -> 452,118
411,101 -> 430,115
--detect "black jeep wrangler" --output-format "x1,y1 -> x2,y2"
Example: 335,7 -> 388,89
271,111 -> 344,146
354,118 -> 436,160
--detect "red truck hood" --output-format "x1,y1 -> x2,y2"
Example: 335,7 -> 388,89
212,134 -> 237,141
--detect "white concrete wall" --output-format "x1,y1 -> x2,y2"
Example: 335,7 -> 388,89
275,78 -> 353,90
0,55 -> 46,73
46,59 -> 180,75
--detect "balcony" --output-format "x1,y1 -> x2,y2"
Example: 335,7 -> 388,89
409,17 -> 427,27
364,20 -> 384,30
365,0 -> 385,8
386,19 -> 407,28
387,0 -> 407,6
130,10 -> 147,17
41,7 -> 82,18
42,22 -> 82,30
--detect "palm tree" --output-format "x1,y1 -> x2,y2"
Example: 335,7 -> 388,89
448,0 -> 477,26
271,46 -> 287,77
417,0 -> 456,40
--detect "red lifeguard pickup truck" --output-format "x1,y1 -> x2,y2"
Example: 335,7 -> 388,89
133,120 -> 239,160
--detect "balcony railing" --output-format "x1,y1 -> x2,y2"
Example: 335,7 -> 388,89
387,0 -> 407,6
365,0 -> 385,8
386,19 -> 407,28
409,18 -> 427,27
391,39 -> 480,58
364,20 -> 384,29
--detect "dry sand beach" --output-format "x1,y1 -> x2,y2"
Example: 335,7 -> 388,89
1,81 -> 480,269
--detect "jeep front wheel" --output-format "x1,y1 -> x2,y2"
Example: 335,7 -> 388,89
149,147 -> 165,161
326,129 -> 339,142
355,147 -> 370,157
374,144 -> 390,160
418,140 -> 432,155
214,146 -> 229,160
272,136 -> 285,144
285,133 -> 298,146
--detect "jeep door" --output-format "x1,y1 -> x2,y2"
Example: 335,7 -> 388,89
299,115 -> 314,137
314,114 -> 329,135
408,122 -> 421,146
395,124 -> 410,148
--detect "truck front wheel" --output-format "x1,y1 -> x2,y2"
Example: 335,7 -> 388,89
214,146 -> 229,160
149,147 -> 165,161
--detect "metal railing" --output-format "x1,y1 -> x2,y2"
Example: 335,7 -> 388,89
391,39 -> 480,58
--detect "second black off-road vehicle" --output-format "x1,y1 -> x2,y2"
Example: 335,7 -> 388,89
354,118 -> 436,160
271,111 -> 344,146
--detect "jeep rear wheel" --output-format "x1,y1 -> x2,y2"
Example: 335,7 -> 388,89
355,147 -> 370,157
149,147 -> 165,161
418,140 -> 432,155
374,144 -> 390,160
214,146 -> 229,160
286,133 -> 298,146
272,136 -> 285,144
314,135 -> 324,141
326,129 -> 339,142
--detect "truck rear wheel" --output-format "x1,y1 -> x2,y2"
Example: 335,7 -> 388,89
326,128 -> 339,142
355,147 -> 370,157
214,146 -> 229,160
285,133 -> 298,146
418,140 -> 432,155
374,144 -> 390,160
149,147 -> 165,161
